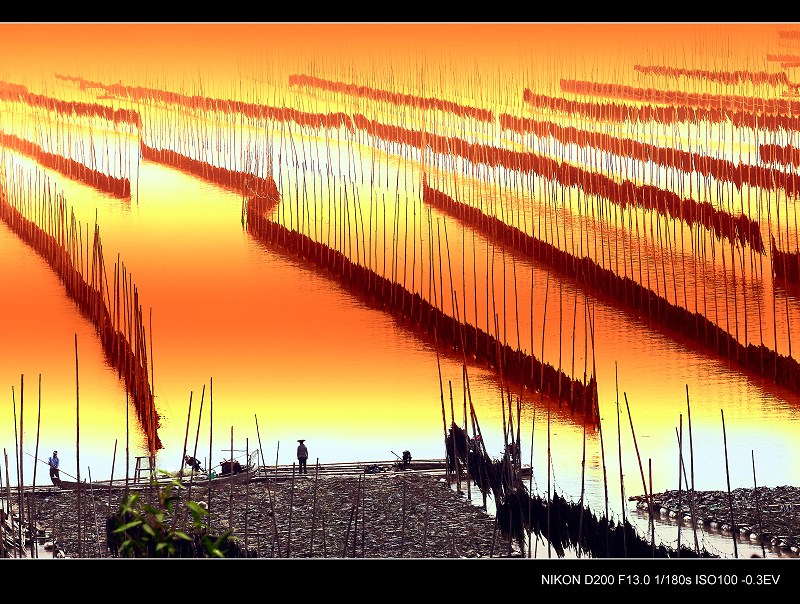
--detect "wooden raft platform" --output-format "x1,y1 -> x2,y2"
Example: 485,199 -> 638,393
3,458 -> 532,495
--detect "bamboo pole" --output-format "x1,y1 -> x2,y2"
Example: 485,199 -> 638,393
254,413 -> 280,556
245,438 -> 250,556
462,367 -> 471,502
4,450 -> 14,557
751,450 -> 766,558
448,381 -> 461,493
286,462 -> 295,558
13,381 -> 23,554
616,362 -> 626,557
28,374 -> 42,559
107,439 -> 117,515
186,386 -> 205,504
310,459 -> 320,557
75,334 -> 83,558
721,409 -> 739,558
208,377 -> 213,516
648,458 -> 655,556
400,474 -> 407,558
624,392 -> 655,556
229,427 -> 234,532
686,385 -> 700,554
87,467 -> 102,557
176,391 -> 193,492
676,416 -> 683,556
0,449 -> 5,559
435,325 -> 451,484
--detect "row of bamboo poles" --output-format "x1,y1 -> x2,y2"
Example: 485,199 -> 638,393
0,79 -> 142,127
89,86 -> 601,424
632,64 -> 790,86
772,235 -> 800,283
43,66 -> 798,398
0,58 -> 790,559
19,74 -> 800,295
501,113 -> 800,199
431,273 -> 725,559
760,143 -> 800,168
766,53 -> 800,68
0,163 -> 160,454
358,113 -> 800,372
352,114 -> 763,251
560,78 -> 800,115
0,131 -> 130,198
142,121 -> 599,422
55,74 -> 353,132
247,198 -> 600,423
287,73 -> 496,122
6,64 -> 799,430
523,88 -> 800,131
43,72 -> 791,264
422,178 -> 800,391
0,88 -> 137,199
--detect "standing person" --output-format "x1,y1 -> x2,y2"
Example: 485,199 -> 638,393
296,439 -> 308,475
48,450 -> 61,487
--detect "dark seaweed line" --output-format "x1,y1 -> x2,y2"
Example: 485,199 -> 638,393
245,200 -> 600,426
422,180 -> 800,395
0,130 -> 131,199
0,182 -> 160,453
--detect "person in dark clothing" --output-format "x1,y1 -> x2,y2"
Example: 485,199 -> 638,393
48,451 -> 61,487
297,439 -> 308,475
184,455 -> 203,472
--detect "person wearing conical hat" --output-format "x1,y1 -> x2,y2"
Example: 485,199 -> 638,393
297,439 -> 308,475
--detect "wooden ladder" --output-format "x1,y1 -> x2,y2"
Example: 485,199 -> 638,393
133,455 -> 155,483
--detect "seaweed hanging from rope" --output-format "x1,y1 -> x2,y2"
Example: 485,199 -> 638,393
447,423 -> 718,558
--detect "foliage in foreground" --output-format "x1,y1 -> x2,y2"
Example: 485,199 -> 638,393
106,479 -> 249,558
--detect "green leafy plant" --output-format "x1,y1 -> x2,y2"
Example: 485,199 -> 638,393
107,479 -> 243,558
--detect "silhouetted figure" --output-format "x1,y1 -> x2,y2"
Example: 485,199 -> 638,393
184,455 -> 203,472
297,439 -> 308,475
402,450 -> 412,469
48,451 -> 61,487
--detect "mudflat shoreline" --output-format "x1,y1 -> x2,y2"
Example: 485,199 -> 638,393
6,472 -> 799,559
631,485 -> 800,558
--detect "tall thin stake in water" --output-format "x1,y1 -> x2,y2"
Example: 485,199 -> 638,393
721,409 -> 738,558
75,334 -> 83,559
